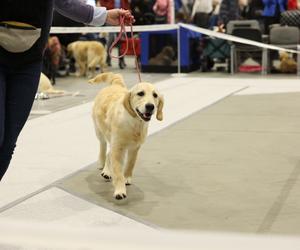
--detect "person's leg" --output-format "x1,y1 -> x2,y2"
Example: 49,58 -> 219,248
118,34 -> 127,69
106,33 -> 115,66
0,61 -> 41,180
0,65 -> 7,151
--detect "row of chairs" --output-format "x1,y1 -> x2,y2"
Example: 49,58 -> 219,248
227,20 -> 300,75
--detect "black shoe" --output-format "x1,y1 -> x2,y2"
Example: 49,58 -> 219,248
106,57 -> 111,67
119,59 -> 126,69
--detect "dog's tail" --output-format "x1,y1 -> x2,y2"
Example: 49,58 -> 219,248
45,88 -> 65,95
88,72 -> 125,87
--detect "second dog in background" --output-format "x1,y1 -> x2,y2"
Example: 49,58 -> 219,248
67,41 -> 106,77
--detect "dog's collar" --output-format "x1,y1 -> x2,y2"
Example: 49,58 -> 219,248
123,93 -> 137,118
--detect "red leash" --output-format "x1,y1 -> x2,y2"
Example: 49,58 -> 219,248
109,15 -> 142,83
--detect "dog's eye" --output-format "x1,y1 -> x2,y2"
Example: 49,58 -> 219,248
137,91 -> 145,97
153,93 -> 158,98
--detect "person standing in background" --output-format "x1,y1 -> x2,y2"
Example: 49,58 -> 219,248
153,0 -> 173,24
262,0 -> 287,33
191,0 -> 213,28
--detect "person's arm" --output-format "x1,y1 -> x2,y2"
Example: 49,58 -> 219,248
54,0 -> 98,24
54,0 -> 134,26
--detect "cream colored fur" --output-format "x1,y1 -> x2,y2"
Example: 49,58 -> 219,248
38,73 -> 65,94
89,72 -> 164,200
67,41 -> 106,77
279,52 -> 297,74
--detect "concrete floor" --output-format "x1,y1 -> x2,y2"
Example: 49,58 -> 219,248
57,92 -> 300,235
1,62 -> 300,248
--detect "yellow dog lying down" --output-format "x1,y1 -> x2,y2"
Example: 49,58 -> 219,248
89,72 -> 164,200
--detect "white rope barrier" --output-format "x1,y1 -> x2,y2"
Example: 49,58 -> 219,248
179,23 -> 300,54
50,24 -> 178,34
51,23 -> 300,54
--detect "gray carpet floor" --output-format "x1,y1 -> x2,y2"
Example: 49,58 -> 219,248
57,92 -> 300,235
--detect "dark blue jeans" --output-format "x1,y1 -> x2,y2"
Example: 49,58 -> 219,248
0,61 -> 41,180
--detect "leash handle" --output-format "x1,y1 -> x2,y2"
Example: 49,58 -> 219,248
108,15 -> 142,83
108,15 -> 128,59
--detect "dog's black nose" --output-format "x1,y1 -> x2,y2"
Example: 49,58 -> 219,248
145,103 -> 154,112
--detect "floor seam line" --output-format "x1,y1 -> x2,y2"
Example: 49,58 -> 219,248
0,161 -> 96,214
0,185 -> 53,214
257,161 -> 300,233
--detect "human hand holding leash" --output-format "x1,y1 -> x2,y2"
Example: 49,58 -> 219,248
106,9 -> 135,25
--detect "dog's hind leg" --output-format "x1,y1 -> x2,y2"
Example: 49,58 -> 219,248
101,151 -> 112,181
99,54 -> 107,73
124,146 -> 140,185
87,56 -> 100,77
96,132 -> 107,170
78,60 -> 87,77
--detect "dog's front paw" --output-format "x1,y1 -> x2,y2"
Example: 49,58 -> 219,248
114,187 -> 127,200
101,169 -> 111,181
114,193 -> 127,200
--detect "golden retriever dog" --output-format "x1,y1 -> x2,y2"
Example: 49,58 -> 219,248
148,46 -> 176,66
89,72 -> 164,200
279,52 -> 297,74
67,41 -> 106,77
38,73 -> 65,94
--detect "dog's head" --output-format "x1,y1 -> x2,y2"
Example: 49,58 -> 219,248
279,51 -> 290,61
66,41 -> 78,57
161,46 -> 175,59
124,82 -> 164,122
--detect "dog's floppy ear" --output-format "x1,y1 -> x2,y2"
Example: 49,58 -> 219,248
156,95 -> 164,121
123,92 -> 137,118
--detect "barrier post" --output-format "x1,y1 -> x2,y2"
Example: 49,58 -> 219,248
172,24 -> 187,77
178,26 -> 181,74
297,45 -> 300,77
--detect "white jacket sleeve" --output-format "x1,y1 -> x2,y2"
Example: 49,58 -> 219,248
89,6 -> 108,26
